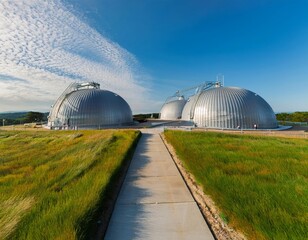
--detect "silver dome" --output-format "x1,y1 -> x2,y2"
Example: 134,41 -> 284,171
181,95 -> 196,121
160,97 -> 187,120
182,87 -> 278,129
48,83 -> 133,129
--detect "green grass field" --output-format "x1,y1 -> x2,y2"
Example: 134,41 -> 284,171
164,130 -> 308,240
0,130 -> 140,239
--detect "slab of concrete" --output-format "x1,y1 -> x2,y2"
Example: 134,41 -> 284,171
117,175 -> 193,205
105,130 -> 214,240
133,150 -> 171,161
128,160 -> 179,177
105,202 -> 212,240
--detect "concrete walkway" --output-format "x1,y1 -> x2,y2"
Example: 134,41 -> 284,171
105,129 -> 214,240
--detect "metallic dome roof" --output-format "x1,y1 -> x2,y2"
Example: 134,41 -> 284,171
160,97 -> 187,120
181,95 -> 197,121
48,83 -> 132,129
182,87 -> 278,129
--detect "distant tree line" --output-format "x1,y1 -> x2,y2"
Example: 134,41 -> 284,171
133,113 -> 159,122
1,111 -> 48,125
276,112 -> 308,123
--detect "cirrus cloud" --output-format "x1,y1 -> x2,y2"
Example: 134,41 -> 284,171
0,0 -> 155,113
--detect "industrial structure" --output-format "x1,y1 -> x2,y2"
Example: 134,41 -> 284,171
48,82 -> 133,129
161,78 -> 278,129
159,81 -> 221,120
159,96 -> 186,120
183,86 -> 278,129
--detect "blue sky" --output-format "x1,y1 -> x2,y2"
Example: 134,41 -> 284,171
0,0 -> 307,113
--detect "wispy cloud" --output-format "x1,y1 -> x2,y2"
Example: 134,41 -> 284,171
0,0 -> 155,112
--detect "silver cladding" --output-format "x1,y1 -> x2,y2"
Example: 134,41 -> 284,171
181,95 -> 196,121
49,89 -> 132,128
160,99 -> 187,120
189,87 -> 278,129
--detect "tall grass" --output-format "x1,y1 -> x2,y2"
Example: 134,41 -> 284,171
164,130 -> 308,240
0,130 -> 140,239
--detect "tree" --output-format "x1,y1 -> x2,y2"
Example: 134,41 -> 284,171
24,112 -> 45,123
276,112 -> 308,123
276,113 -> 290,121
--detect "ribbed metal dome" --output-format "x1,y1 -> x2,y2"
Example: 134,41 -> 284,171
181,95 -> 196,121
160,97 -> 187,120
48,84 -> 133,129
182,87 -> 278,129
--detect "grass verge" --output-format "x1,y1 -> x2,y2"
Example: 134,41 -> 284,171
164,130 -> 308,240
0,130 -> 140,239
